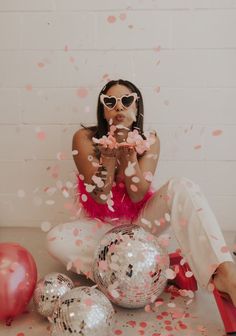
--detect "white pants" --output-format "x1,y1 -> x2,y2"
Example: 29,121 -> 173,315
46,177 -> 234,288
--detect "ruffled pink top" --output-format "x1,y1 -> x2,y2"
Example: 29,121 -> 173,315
77,177 -> 153,223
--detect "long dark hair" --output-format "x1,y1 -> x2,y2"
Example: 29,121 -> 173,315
81,79 -> 145,139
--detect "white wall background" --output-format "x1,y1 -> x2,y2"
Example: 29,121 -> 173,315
0,0 -> 236,231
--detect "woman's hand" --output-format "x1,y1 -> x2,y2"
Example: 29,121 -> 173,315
98,144 -> 118,158
117,143 -> 137,162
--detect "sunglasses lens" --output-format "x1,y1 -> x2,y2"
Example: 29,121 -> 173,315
103,96 -> 116,109
122,95 -> 135,107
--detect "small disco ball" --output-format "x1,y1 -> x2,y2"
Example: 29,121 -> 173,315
93,224 -> 169,308
33,272 -> 74,318
50,286 -> 115,336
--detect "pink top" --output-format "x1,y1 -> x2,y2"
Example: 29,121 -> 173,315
77,177 -> 153,223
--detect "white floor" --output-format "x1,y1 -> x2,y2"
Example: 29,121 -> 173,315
0,227 -> 235,336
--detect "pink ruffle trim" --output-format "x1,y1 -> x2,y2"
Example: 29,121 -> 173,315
77,177 -> 153,223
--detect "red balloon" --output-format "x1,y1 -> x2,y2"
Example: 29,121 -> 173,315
0,242 -> 37,325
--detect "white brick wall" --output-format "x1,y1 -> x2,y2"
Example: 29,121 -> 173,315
0,1 -> 236,230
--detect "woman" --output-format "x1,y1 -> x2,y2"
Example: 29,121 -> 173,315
47,79 -> 236,316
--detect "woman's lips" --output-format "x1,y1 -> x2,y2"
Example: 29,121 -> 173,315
115,115 -> 125,122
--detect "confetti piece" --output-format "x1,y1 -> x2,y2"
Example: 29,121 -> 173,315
130,184 -> 138,192
221,245 -> 229,253
37,131 -> 46,141
82,298 -> 93,306
127,320 -> 136,328
114,330 -> 123,335
212,129 -> 223,136
143,171 -> 153,182
76,87 -> 88,98
25,84 -> 32,91
165,268 -> 176,280
72,149 -> 78,155
119,13 -> 127,21
131,176 -> 140,183
41,221 -> 52,232
46,200 -> 55,205
37,62 -> 45,68
100,194 -> 107,201
107,15 -> 116,23
164,212 -> 171,222
66,261 -> 73,270
194,144 -> 202,150
57,152 -> 66,160
124,161 -> 136,177
81,194 -> 88,202
185,271 -> 193,278
73,228 -> 79,236
17,189 -> 25,198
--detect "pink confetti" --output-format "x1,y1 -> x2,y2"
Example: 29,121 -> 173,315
107,15 -> 116,23
179,217 -> 188,227
25,84 -> 32,91
75,240 -> 83,246
221,245 -> 229,253
76,87 -> 88,98
84,298 -> 93,306
212,129 -> 223,136
194,144 -> 202,150
139,322 -> 147,328
127,320 -> 136,328
155,86 -> 160,93
37,62 -> 45,68
64,45 -> 68,51
130,184 -> 138,192
73,228 -> 79,236
119,13 -> 127,21
17,333 -> 25,336
37,131 -> 46,140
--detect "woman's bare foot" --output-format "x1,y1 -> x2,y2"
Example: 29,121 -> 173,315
212,261 -> 236,307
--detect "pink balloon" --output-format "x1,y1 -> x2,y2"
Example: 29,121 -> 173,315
0,242 -> 37,325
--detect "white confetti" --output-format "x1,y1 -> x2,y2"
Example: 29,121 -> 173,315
100,194 -> 107,201
165,268 -> 176,280
85,184 -> 96,193
131,176 -> 140,183
124,161 -> 136,177
164,212 -> 171,222
46,200 -> 55,205
62,189 -> 69,198
66,181 -> 73,189
141,217 -> 152,228
41,221 -> 52,232
81,194 -> 88,202
72,150 -> 78,155
45,187 -> 57,196
17,189 -> 25,198
143,171 -> 153,182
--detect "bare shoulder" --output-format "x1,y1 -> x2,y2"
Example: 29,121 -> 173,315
73,128 -> 93,142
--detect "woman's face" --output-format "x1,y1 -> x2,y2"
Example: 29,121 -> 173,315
102,84 -> 138,129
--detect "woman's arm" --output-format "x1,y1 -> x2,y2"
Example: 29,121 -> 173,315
119,132 -> 160,203
72,129 -> 117,204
